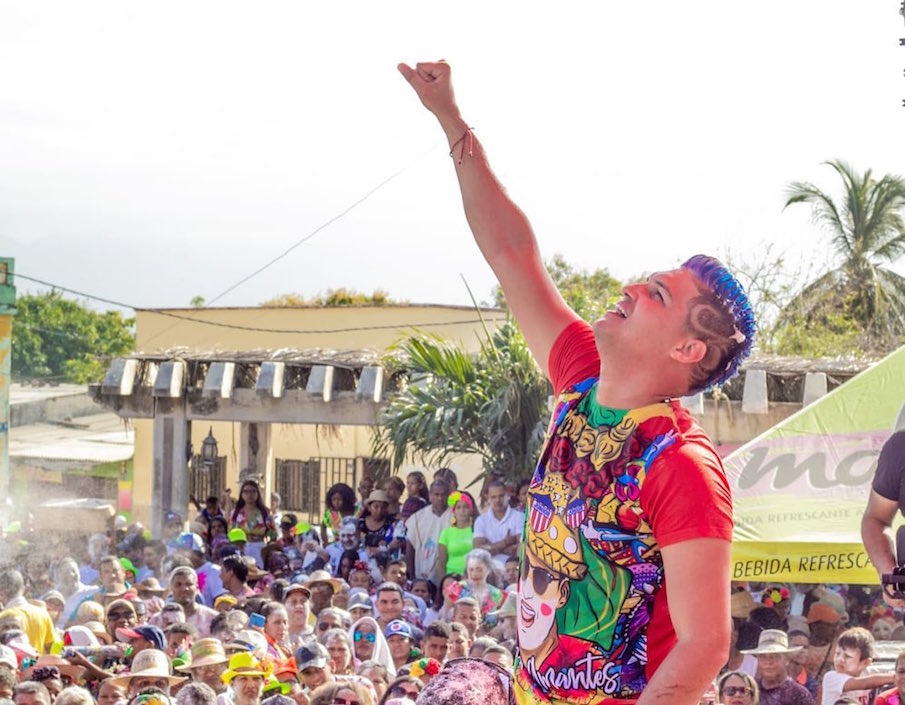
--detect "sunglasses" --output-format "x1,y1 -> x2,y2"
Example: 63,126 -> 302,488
723,687 -> 753,697
520,559 -> 560,595
107,610 -> 136,620
318,622 -> 339,631
333,699 -> 359,705
390,685 -> 420,698
445,658 -> 515,705
353,631 -> 376,643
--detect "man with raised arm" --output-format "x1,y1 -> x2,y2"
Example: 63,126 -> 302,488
398,60 -> 755,705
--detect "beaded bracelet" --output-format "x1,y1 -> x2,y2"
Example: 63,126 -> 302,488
449,127 -> 475,164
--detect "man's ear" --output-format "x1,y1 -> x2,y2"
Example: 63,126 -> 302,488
669,338 -> 707,365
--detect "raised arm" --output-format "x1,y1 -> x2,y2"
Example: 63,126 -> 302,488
398,61 -> 580,375
861,490 -> 904,608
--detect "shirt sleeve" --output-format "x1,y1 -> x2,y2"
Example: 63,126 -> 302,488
438,528 -> 449,548
547,320 -> 601,395
820,671 -> 850,705
472,514 -> 489,540
872,430 -> 905,503
643,438 -> 733,548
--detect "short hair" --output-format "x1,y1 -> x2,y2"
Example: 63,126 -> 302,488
169,566 -> 197,587
481,644 -> 513,668
0,569 -> 24,600
175,682 -> 217,705
433,468 -> 457,490
221,555 -> 248,583
321,628 -> 352,651
837,627 -> 875,661
164,623 -> 197,639
449,622 -> 470,640
717,671 -> 758,702
681,255 -> 756,392
375,582 -> 404,599
308,681 -> 373,705
98,555 -> 123,571
53,687 -> 95,705
425,621 -> 451,639
454,597 -> 479,611
469,636 -> 497,655
14,682 -> 50,705
382,476 -> 405,493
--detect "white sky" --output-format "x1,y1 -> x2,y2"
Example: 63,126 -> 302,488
1,1 -> 904,315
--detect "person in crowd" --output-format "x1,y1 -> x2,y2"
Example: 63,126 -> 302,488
481,644 -> 513,670
176,682 -> 217,705
222,652 -> 270,705
384,621 -> 414,673
0,569 -> 57,654
282,583 -> 314,651
380,478 -> 405,519
444,549 -> 505,624
743,629 -> 814,705
309,681 -> 374,705
356,662 -> 389,702
165,622 -> 197,660
231,481 -> 275,569
404,480 -> 451,583
402,473 -> 429,519
469,635 -> 497,660
359,493 -> 395,559
168,567 -> 218,637
94,556 -> 129,604
807,602 -> 845,686
421,622 -> 450,665
472,479 -> 523,568
211,609 -> 248,646
718,671 -> 759,705
874,650 -> 905,705
432,469 -> 458,494
52,559 -> 96,629
220,555 -> 255,600
141,541 -> 168,582
260,602 -> 292,665
373,584 -> 404,632
348,593 -> 374,624
349,616 -> 395,680
176,638 -> 230,695
788,629 -> 818,697
434,492 -> 476,584
821,627 -> 893,705
173,534 -> 223,608
96,680 -> 125,705
451,597 -> 482,640
315,608 -> 345,639
105,598 -> 138,640
327,519 -> 370,577
447,622 -> 471,660
296,643 -> 334,694
109,648 -> 187,698
323,484 -> 360,546
13,682 -> 51,705
322,628 -> 355,676
348,563 -> 373,593
305,571 -> 340,617
118,623 -> 167,657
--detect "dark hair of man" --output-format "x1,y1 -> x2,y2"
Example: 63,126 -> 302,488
424,621 -> 451,639
375,582 -> 404,599
14,682 -> 50,705
430,479 -> 450,495
411,578 -> 436,604
98,555 -> 121,571
165,622 -> 197,639
221,555 -> 248,583
485,479 -> 507,493
176,681 -> 218,705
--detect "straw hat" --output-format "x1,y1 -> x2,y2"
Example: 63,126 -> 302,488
488,592 -> 517,619
306,570 -> 342,594
365,490 -> 390,507
109,649 -> 187,688
175,638 -> 229,673
137,577 -> 167,596
222,652 -> 272,684
22,654 -> 86,684
731,590 -> 758,619
740,629 -> 803,655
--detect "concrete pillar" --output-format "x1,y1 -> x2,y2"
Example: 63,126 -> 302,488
802,372 -> 828,406
239,422 -> 273,495
151,405 -> 189,536
742,369 -> 769,414
0,258 -> 15,528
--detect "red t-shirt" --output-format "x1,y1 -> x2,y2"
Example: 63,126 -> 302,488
513,320 -> 732,704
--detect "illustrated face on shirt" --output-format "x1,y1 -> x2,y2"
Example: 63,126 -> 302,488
517,549 -> 570,653
833,645 -> 870,677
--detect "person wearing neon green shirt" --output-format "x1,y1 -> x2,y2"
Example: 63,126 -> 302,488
434,491 -> 477,582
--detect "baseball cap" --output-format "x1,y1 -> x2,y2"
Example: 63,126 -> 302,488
165,511 -> 183,525
228,528 -> 247,543
116,625 -> 166,651
347,592 -> 373,611
176,532 -> 205,553
385,620 -> 413,640
806,602 -> 842,625
279,513 -> 298,528
283,583 -> 311,599
295,642 -> 329,671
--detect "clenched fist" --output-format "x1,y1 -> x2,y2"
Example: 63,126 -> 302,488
398,61 -> 462,125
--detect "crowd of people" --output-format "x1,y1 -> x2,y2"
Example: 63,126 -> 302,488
0,468 -> 532,705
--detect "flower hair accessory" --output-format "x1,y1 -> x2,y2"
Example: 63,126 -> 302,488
409,657 -> 442,678
447,491 -> 474,509
762,586 -> 790,607
352,561 -> 370,572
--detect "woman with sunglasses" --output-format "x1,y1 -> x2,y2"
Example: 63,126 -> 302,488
718,671 -> 759,705
309,681 -> 374,705
348,616 -> 396,679
377,676 -> 422,705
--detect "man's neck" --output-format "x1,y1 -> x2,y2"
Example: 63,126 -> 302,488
491,506 -> 507,520
595,363 -> 680,409
432,505 -> 446,517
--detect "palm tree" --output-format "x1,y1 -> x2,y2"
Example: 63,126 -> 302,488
783,160 -> 905,352
373,320 -> 551,486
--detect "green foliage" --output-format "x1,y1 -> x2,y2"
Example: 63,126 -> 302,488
782,160 -> 905,353
374,320 -> 551,485
12,291 -> 135,383
262,288 -> 397,307
494,254 -> 622,321
190,295 -> 206,308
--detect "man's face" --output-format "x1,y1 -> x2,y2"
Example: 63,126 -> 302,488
448,630 -> 469,660
429,485 -> 450,513
592,268 -> 706,377
285,592 -> 311,627
232,674 -> 263,705
106,604 -> 137,635
309,582 -> 334,608
518,550 -> 568,651
100,562 -> 124,589
167,631 -> 191,658
788,634 -> 809,667
97,681 -> 125,705
317,613 -> 342,636
129,677 -> 170,697
424,635 -> 449,663
810,620 -> 837,646
339,529 -> 359,550
14,693 -> 49,705
358,477 -> 374,502
143,547 -> 159,568
504,560 -> 519,587
385,563 -> 407,586
833,645 -> 869,678
755,653 -> 787,682
299,666 -> 329,691
171,573 -> 198,607
410,581 -> 431,603
57,561 -> 80,590
453,605 -> 481,638
387,635 -> 411,662
192,663 -> 226,693
375,590 -> 403,622
488,485 -> 508,513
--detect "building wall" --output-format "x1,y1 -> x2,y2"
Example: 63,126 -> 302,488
129,305 -> 503,524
